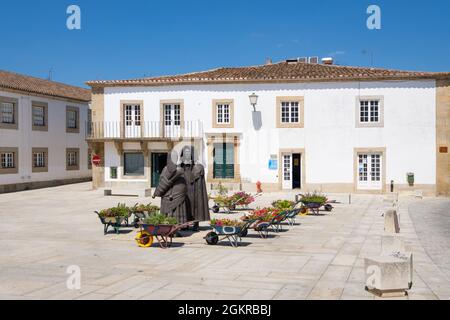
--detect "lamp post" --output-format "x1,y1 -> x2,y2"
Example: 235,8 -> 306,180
249,93 -> 259,112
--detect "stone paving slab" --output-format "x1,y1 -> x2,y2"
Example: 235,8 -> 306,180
0,183 -> 449,300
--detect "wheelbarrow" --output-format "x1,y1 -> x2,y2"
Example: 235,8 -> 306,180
95,211 -> 130,235
135,221 -> 197,249
205,219 -> 256,247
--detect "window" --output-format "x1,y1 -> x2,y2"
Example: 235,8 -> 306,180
66,106 -> 80,133
33,106 -> 45,126
125,104 -> 141,126
276,97 -> 304,128
212,100 -> 234,128
67,111 -> 77,128
164,104 -> 181,126
32,148 -> 48,173
216,104 -> 230,124
0,97 -> 18,129
213,143 -> 234,179
68,152 -> 77,166
281,102 -> 299,123
1,152 -> 14,168
124,153 -> 145,176
1,103 -> 14,124
33,152 -> 45,168
66,148 -> 80,170
0,147 -> 18,174
356,97 -> 384,128
360,100 -> 379,123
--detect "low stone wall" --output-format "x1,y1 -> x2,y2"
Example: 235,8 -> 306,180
0,177 -> 92,194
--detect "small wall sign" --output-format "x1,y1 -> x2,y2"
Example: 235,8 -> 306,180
439,146 -> 448,154
269,160 -> 278,170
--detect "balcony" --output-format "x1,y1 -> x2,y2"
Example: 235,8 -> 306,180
86,121 -> 204,141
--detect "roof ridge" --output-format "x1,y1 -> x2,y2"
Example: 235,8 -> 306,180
0,69 -> 90,91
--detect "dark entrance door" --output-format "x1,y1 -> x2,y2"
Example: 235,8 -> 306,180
151,153 -> 168,187
292,153 -> 301,189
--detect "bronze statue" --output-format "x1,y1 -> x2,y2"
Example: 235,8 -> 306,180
152,150 -> 189,224
180,145 -> 210,230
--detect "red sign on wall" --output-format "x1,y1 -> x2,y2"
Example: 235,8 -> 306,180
92,154 -> 101,166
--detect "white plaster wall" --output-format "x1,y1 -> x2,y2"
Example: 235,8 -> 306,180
103,80 -> 436,186
0,90 -> 91,185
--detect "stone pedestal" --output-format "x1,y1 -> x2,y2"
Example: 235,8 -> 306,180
384,209 -> 400,234
365,252 -> 413,297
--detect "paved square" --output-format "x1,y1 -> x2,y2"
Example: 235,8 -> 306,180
0,183 -> 449,300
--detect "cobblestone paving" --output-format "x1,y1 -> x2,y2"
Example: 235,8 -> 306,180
0,183 -> 449,300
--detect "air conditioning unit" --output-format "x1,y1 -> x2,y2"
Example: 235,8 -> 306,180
298,57 -> 308,63
308,56 -> 319,64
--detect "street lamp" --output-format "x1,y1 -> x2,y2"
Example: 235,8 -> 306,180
249,93 -> 259,112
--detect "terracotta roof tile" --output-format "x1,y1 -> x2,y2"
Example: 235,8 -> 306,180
0,70 -> 91,102
86,61 -> 450,87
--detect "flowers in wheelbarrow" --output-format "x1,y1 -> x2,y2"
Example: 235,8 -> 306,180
242,207 -> 282,222
210,219 -> 244,227
230,192 -> 255,206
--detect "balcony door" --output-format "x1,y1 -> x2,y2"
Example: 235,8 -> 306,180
124,104 -> 141,138
163,104 -> 181,138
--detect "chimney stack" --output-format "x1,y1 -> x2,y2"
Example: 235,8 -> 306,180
265,58 -> 273,65
322,57 -> 334,65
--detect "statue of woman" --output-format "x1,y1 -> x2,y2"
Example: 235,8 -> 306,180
180,145 -> 210,230
152,150 -> 189,224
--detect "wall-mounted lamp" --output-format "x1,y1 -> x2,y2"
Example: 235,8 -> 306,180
249,93 -> 259,112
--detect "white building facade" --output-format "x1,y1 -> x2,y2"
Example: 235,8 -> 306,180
87,61 -> 450,196
0,70 -> 92,193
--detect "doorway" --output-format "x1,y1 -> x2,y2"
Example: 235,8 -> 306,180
151,153 -> 168,188
357,153 -> 382,190
282,153 -> 302,190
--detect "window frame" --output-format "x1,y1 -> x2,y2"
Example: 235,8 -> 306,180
66,106 -> 80,133
31,101 -> 48,131
212,99 -> 234,129
0,147 -> 19,174
32,148 -> 49,173
0,96 -> 19,130
276,97 -> 304,128
66,148 -> 80,171
356,96 -> 384,128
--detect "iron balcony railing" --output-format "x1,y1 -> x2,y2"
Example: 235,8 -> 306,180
86,120 -> 204,140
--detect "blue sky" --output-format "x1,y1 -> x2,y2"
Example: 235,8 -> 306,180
0,0 -> 449,87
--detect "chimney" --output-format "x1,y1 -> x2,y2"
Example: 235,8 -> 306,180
265,58 -> 273,65
321,57 -> 334,65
